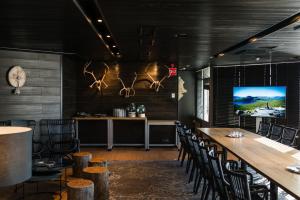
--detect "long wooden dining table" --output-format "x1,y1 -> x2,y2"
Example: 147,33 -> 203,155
197,127 -> 300,200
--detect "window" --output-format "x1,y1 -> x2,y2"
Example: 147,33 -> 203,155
196,67 -> 210,122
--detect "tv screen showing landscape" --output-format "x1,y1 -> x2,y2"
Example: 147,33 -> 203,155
233,86 -> 286,118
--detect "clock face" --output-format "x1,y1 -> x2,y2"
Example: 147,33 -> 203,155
8,66 -> 26,88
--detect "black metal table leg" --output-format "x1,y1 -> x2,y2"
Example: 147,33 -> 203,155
270,182 -> 278,200
222,147 -> 227,163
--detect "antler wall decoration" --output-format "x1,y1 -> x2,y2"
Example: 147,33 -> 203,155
146,73 -> 167,92
145,63 -> 169,92
83,61 -> 110,92
118,72 -> 137,98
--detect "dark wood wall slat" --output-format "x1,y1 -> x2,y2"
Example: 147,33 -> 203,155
0,50 -> 62,123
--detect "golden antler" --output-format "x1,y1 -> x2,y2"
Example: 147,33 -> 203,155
118,72 -> 137,98
146,73 -> 167,92
83,61 -> 110,92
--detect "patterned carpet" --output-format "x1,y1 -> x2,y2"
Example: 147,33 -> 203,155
0,160 -> 296,199
109,160 -> 198,200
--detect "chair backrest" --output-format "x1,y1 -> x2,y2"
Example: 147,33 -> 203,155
198,145 -> 211,173
268,124 -> 284,141
227,170 -> 252,200
0,120 -> 11,126
191,138 -> 205,168
281,127 -> 298,146
208,155 -> 230,200
46,119 -> 77,155
47,119 -> 76,142
256,122 -> 271,137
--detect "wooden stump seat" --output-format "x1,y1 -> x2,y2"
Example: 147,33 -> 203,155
67,178 -> 94,200
88,157 -> 108,167
73,152 -> 92,178
83,166 -> 109,200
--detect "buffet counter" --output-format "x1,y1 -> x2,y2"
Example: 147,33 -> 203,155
74,117 -> 147,150
74,117 -> 177,150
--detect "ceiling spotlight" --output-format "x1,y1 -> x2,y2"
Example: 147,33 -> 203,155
256,57 -> 260,61
116,52 -> 120,55
106,35 -> 111,38
97,19 -> 103,23
112,45 -> 116,48
218,53 -> 225,57
250,37 -> 257,43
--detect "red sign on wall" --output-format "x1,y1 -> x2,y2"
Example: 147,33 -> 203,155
168,64 -> 177,77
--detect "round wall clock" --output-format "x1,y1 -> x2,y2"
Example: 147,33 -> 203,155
7,66 -> 26,94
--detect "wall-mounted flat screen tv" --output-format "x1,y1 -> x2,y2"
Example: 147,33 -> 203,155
233,86 -> 286,118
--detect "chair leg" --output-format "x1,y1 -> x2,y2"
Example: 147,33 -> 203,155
204,183 -> 211,200
186,154 -> 192,173
177,146 -> 183,161
188,161 -> 195,183
194,171 -> 203,194
200,179 -> 208,200
180,150 -> 187,166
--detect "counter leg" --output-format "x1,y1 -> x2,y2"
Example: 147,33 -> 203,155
75,120 -> 79,140
221,147 -> 227,164
107,119 -> 113,151
145,121 -> 149,151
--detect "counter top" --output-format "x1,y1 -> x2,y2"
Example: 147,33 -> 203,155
73,117 -> 147,121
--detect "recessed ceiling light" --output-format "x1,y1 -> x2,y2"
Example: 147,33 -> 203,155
256,57 -> 260,61
250,37 -> 258,43
218,53 -> 225,57
97,19 -> 103,23
106,35 -> 111,38
116,52 -> 120,55
112,45 -> 116,48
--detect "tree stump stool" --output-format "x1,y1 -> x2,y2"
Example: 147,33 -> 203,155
73,152 -> 92,178
83,166 -> 109,200
88,158 -> 108,167
67,178 -> 94,200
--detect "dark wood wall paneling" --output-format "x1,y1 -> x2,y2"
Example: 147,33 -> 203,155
62,56 -> 82,118
76,62 -> 178,120
0,50 -> 62,122
178,71 -> 195,127
213,63 -> 300,132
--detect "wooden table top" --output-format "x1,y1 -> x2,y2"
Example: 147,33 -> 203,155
147,120 -> 176,125
198,127 -> 300,199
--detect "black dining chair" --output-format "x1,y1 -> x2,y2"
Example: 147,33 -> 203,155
227,170 -> 269,200
268,124 -> 284,142
46,119 -> 80,163
208,154 -> 230,200
198,143 -> 218,200
256,122 -> 271,137
0,120 -> 11,126
280,127 -> 298,147
175,121 -> 186,161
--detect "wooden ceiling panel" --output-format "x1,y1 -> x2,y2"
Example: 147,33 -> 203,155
99,0 -> 300,67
